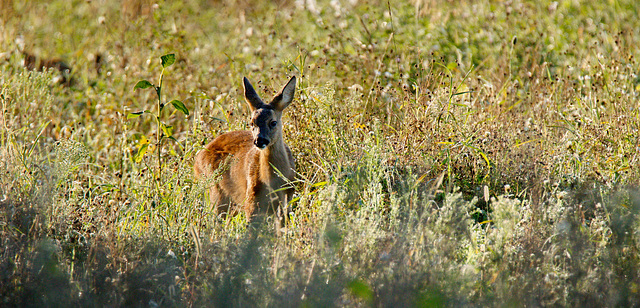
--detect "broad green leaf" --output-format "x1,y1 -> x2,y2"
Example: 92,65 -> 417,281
134,80 -> 153,90
127,111 -> 144,119
127,110 -> 151,119
161,54 -> 175,68
169,99 -> 189,115
160,123 -> 174,137
133,143 -> 148,163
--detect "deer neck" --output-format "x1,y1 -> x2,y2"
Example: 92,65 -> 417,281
258,135 -> 290,180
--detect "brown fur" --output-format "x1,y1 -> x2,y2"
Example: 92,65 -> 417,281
194,76 -> 296,225
22,51 -> 72,85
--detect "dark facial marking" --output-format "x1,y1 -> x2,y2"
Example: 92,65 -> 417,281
252,107 -> 274,127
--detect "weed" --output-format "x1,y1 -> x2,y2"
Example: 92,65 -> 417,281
130,53 -> 189,203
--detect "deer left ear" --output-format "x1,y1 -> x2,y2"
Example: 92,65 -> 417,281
271,76 -> 296,111
244,77 -> 264,111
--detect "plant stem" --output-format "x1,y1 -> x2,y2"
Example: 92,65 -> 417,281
155,69 -> 164,201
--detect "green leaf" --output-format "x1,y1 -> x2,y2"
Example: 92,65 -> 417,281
160,123 -> 174,138
134,80 -> 153,90
133,143 -> 149,163
169,99 -> 189,115
167,136 -> 184,150
312,181 -> 328,188
127,111 -> 144,119
161,54 -> 175,68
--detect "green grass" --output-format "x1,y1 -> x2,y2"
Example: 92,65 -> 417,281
1,0 -> 640,306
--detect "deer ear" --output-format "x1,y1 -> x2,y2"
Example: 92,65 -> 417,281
271,76 -> 296,111
243,77 -> 264,111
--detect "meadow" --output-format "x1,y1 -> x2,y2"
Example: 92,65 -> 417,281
1,0 -> 639,306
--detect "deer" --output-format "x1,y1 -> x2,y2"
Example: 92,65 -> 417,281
194,76 -> 296,231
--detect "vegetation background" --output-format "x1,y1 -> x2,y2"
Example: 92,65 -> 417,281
1,0 -> 639,306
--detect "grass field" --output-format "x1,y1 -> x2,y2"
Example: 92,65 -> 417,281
1,0 -> 640,306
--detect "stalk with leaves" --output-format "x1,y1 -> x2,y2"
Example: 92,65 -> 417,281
130,53 -> 189,202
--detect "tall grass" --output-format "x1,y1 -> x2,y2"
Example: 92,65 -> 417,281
1,0 -> 639,306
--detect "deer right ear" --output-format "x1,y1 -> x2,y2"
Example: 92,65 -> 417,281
271,76 -> 296,111
243,77 -> 264,111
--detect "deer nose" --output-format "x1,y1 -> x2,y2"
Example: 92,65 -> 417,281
254,137 -> 270,149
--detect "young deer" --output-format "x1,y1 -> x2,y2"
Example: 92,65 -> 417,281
194,76 -> 296,228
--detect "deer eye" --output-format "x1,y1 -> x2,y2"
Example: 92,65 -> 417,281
270,120 -> 277,128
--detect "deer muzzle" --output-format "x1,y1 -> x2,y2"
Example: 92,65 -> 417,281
254,137 -> 270,149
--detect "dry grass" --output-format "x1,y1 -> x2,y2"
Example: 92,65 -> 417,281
1,0 -> 639,306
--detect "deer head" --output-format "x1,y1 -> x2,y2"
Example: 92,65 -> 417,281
243,76 -> 296,150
